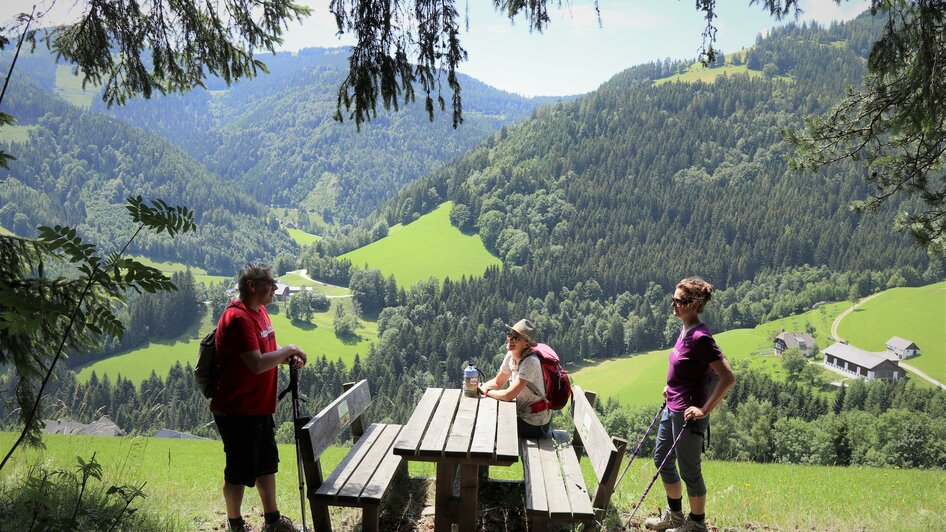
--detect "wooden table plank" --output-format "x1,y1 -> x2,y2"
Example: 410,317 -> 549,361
469,397 -> 497,458
393,387 -> 442,456
337,423 -> 402,503
538,435 -> 572,519
444,394 -> 479,458
419,389 -> 462,457
495,400 -> 519,462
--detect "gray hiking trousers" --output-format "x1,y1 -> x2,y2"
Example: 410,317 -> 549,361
653,408 -> 710,497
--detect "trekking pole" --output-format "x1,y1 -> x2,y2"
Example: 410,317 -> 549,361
614,402 -> 665,489
283,360 -> 309,532
623,420 -> 689,530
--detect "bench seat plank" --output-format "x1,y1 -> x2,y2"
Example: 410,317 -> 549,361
314,423 -> 384,501
336,423 -> 403,504
520,437 -> 548,516
538,435 -> 573,519
552,430 -> 594,520
314,423 -> 403,505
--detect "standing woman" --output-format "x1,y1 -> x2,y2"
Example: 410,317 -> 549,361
478,319 -> 551,438
645,277 -> 735,532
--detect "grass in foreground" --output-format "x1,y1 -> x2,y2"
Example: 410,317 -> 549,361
1,432 -> 942,530
838,281 -> 946,383
340,201 -> 501,289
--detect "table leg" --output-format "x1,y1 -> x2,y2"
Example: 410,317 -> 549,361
434,462 -> 456,532
458,464 -> 479,532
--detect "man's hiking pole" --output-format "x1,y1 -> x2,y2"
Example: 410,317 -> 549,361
623,420 -> 689,530
614,402 -> 665,489
280,359 -> 309,531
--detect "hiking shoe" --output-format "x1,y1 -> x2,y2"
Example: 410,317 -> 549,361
228,520 -> 258,532
667,515 -> 708,532
262,515 -> 298,532
644,507 -> 686,530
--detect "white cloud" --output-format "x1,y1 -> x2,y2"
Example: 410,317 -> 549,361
799,0 -> 871,25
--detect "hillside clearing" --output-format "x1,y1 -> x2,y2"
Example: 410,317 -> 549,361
340,201 -> 501,288
75,298 -> 375,384
837,281 -> 946,383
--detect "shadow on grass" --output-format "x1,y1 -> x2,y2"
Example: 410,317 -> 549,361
290,320 -> 317,331
336,332 -> 364,345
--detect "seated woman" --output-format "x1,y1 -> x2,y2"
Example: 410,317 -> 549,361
478,319 -> 551,438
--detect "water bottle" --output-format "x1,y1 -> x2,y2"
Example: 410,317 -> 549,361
463,362 -> 478,398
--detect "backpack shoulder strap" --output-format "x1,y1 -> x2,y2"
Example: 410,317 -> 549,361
521,350 -> 548,402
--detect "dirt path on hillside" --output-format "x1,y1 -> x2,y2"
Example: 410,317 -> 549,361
289,269 -> 352,299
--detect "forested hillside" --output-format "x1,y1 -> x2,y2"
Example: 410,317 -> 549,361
386,16 -> 928,295
0,75 -> 296,272
85,48 -> 558,222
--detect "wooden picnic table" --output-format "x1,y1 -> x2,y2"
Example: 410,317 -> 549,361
392,387 -> 519,532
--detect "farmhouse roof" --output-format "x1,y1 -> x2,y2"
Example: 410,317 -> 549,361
43,415 -> 124,437
154,428 -> 209,440
776,331 -> 816,350
886,336 -> 917,351
824,342 -> 898,370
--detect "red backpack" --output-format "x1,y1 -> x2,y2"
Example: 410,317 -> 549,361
526,343 -> 572,413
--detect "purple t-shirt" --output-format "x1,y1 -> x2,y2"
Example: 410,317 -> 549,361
666,323 -> 724,413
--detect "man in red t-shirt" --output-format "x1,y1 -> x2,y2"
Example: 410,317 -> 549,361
212,263 -> 307,532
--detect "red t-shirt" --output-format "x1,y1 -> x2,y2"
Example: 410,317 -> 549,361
209,300 -> 279,415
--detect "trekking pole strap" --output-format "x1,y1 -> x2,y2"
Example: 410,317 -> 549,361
614,402 -> 665,489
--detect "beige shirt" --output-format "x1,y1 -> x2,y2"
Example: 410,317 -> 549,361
500,351 -> 552,426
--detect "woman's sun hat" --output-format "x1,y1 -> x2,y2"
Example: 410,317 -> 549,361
505,319 -> 538,346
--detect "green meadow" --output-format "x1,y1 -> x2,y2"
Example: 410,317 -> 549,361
76,298 -> 376,384
654,63 -> 767,86
572,301 -> 852,407
287,227 -> 322,246
1,432 -> 942,530
0,225 -> 12,236
838,281 -> 946,383
130,256 -> 232,286
55,64 -> 96,108
340,202 -> 501,288
2,124 -> 37,142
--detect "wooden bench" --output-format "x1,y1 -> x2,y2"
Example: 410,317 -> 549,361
520,385 -> 628,531
299,380 -> 405,532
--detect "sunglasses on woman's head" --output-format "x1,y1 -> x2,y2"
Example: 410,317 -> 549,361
506,332 -> 523,342
671,296 -> 693,306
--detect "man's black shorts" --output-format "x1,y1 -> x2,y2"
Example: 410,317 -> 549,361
214,414 -> 279,487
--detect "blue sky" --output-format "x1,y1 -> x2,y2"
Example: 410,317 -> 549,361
277,0 -> 869,96
4,0 -> 868,97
